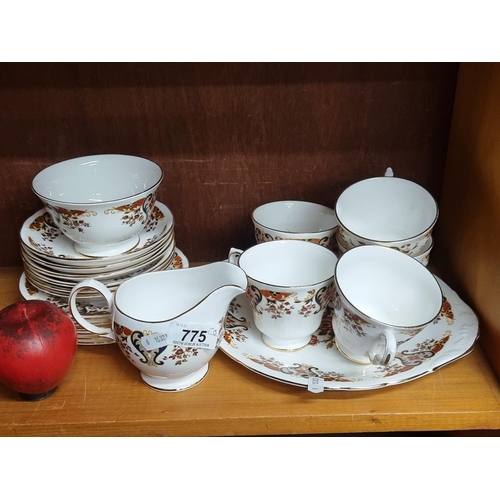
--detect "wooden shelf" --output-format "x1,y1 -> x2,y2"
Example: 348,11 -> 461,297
1,266 -> 500,436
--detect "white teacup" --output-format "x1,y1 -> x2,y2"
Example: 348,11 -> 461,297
335,176 -> 439,256
32,154 -> 164,257
252,200 -> 338,250
229,240 -> 338,351
332,245 -> 443,366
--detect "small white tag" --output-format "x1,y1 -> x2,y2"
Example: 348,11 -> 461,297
307,377 -> 324,393
140,332 -> 170,351
140,322 -> 220,351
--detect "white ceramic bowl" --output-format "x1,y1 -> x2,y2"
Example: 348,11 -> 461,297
252,200 -> 338,250
335,177 -> 438,256
32,154 -> 164,257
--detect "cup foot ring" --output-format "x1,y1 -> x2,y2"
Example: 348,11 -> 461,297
261,333 -> 312,352
73,235 -> 141,258
334,337 -> 371,365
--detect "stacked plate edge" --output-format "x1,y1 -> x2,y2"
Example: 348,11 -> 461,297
18,201 -> 189,345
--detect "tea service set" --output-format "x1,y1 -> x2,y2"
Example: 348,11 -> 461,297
19,156 -> 479,393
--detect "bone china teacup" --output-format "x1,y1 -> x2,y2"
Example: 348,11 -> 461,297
332,245 -> 443,366
252,200 -> 338,250
228,240 -> 338,351
335,176 -> 439,257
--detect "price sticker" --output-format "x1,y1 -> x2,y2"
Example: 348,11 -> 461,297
140,322 -> 220,351
307,376 -> 324,393
141,332 -> 170,351
169,322 -> 220,349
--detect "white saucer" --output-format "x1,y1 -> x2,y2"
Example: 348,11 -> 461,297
22,238 -> 177,298
220,276 -> 479,391
20,201 -> 174,265
21,227 -> 175,274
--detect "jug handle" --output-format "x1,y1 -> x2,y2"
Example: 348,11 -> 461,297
68,279 -> 115,338
366,332 -> 397,366
228,247 -> 244,265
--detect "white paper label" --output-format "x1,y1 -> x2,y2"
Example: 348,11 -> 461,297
141,332 -> 170,351
140,322 -> 220,351
307,377 -> 324,393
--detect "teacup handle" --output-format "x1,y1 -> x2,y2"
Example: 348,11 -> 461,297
367,332 -> 397,366
228,247 -> 244,265
68,278 -> 114,338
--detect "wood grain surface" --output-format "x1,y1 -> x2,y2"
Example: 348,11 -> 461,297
1,266 -> 500,436
433,62 -> 500,382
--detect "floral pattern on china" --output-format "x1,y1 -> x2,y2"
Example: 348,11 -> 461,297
254,227 -> 335,250
338,225 -> 433,255
48,193 -> 156,235
23,202 -> 172,260
246,284 -> 332,320
220,276 -> 478,391
113,317 -> 224,368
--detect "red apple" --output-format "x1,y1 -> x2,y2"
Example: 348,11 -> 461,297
0,300 -> 78,401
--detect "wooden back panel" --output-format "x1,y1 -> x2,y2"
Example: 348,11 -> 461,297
432,62 -> 500,377
0,62 -> 458,266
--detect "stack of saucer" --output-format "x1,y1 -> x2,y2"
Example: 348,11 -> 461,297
19,201 -> 189,345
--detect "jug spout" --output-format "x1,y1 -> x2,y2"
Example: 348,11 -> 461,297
201,283 -> 246,316
177,261 -> 247,326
